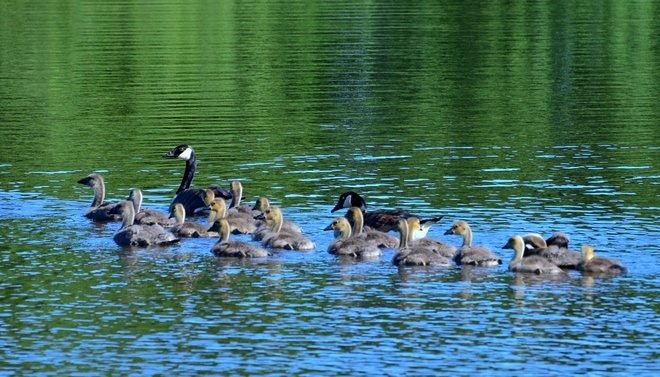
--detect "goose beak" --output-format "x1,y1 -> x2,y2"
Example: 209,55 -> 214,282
162,150 -> 176,158
323,224 -> 333,231
502,244 -> 511,249
255,213 -> 265,220
443,229 -> 454,235
330,203 -> 343,213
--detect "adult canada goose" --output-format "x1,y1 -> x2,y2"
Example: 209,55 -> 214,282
109,200 -> 179,247
577,245 -> 629,274
407,217 -> 457,259
391,218 -> 452,267
256,206 -> 315,251
77,173 -> 121,221
128,188 -> 175,227
330,191 -> 443,235
344,207 -> 398,248
503,235 -> 564,274
324,217 -> 382,258
162,144 -> 232,216
206,199 -> 256,235
524,232 -> 581,269
169,203 -> 217,238
444,220 -> 502,267
210,219 -> 270,258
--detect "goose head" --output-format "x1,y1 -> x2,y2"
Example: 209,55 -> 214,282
230,181 -> 243,207
128,188 -> 143,213
257,206 -> 284,233
169,203 -> 187,224
324,217 -> 353,240
206,199 -> 227,223
109,200 -> 136,228
77,173 -> 104,188
522,233 -> 547,250
581,244 -> 595,263
162,144 -> 195,161
201,188 -> 216,206
546,232 -> 570,249
444,220 -> 473,247
253,196 -> 270,212
502,235 -> 525,263
331,191 -> 367,213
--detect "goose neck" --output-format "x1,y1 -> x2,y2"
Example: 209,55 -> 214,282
177,152 -> 197,194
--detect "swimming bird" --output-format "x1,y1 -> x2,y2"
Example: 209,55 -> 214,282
129,188 -> 175,227
210,219 -> 270,258
207,198 -> 256,235
330,191 -> 443,235
256,206 -> 315,251
224,181 -> 258,234
391,218 -> 452,267
524,232 -> 581,269
162,144 -> 232,216
444,220 -> 502,267
169,203 -> 217,238
109,200 -> 179,246
324,217 -> 382,258
344,207 -> 398,248
577,245 -> 629,274
77,173 -> 122,221
250,197 -> 303,238
407,217 -> 457,259
503,235 -> 564,274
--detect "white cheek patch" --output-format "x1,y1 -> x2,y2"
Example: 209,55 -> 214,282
342,195 -> 353,208
177,147 -> 193,161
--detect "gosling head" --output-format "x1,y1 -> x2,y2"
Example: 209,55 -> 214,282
162,144 -> 194,161
169,203 -> 187,222
253,196 -> 270,212
546,232 -> 570,249
202,188 -> 216,205
581,244 -> 595,263
502,235 -> 524,251
444,220 -> 470,236
77,173 -> 103,187
324,217 -> 352,238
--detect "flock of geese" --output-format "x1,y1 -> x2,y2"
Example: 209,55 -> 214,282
77,144 -> 629,276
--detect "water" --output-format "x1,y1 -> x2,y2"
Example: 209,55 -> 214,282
1,1 -> 659,375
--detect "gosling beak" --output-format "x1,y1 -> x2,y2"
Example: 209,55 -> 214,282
443,229 -> 455,235
323,224 -> 334,231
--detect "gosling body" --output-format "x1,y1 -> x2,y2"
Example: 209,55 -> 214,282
110,201 -> 179,247
577,245 -> 628,274
211,219 -> 270,258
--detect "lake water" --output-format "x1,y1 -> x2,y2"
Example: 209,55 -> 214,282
1,1 -> 659,376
